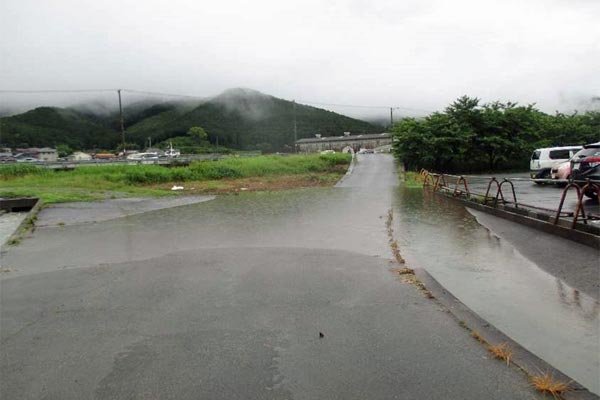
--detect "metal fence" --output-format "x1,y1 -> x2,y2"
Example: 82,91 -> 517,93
418,169 -> 600,229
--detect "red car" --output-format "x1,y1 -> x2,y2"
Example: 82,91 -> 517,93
551,161 -> 571,182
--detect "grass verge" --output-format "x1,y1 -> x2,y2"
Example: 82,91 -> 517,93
402,171 -> 424,188
0,153 -> 350,204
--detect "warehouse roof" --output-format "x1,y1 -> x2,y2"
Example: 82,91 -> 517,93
295,133 -> 391,144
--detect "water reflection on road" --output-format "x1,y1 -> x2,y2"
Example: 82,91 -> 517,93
1,187 -> 394,275
392,186 -> 599,394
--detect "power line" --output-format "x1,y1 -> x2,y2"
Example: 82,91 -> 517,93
0,89 -> 118,94
121,89 -> 206,99
296,99 -> 432,114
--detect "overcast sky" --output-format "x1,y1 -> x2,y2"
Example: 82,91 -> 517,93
1,0 -> 599,118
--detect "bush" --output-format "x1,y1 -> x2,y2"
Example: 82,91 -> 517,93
0,164 -> 48,179
393,96 -> 600,173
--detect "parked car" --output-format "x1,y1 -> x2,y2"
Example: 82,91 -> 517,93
530,146 -> 582,180
358,148 -> 374,154
127,152 -> 159,161
550,161 -> 571,182
570,142 -> 600,198
0,156 -> 16,163
16,157 -> 41,163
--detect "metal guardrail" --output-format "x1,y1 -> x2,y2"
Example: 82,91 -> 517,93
419,169 -> 600,229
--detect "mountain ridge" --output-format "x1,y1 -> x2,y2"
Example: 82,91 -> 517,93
0,89 -> 380,150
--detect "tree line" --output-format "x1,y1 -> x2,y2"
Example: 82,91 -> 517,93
392,96 -> 600,173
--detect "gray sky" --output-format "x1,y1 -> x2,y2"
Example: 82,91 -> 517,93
1,0 -> 599,118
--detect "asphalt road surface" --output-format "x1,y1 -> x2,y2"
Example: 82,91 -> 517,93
0,154 -> 581,399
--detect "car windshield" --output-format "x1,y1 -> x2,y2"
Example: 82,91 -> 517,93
531,150 -> 541,160
573,147 -> 600,159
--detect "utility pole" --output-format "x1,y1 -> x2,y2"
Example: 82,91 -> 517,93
293,100 -> 297,152
390,107 -> 394,127
118,89 -> 125,155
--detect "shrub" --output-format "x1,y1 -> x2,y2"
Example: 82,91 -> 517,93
0,164 -> 48,179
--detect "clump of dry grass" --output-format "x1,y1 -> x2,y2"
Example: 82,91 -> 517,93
530,373 -> 572,398
471,330 -> 486,344
396,267 -> 414,275
386,209 -> 406,264
385,209 -> 433,299
389,241 -> 406,264
488,342 -> 513,366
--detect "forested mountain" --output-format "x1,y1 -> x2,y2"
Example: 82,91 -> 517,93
0,107 -> 117,149
0,89 -> 379,150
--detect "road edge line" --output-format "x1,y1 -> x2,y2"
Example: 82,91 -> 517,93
335,152 -> 356,187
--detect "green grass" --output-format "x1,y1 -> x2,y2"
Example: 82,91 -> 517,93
0,153 -> 351,203
402,171 -> 423,188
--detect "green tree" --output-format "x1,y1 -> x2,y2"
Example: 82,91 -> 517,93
391,96 -> 600,173
55,144 -> 73,158
187,126 -> 208,143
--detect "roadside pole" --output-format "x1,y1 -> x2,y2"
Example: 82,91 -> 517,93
118,89 -> 125,155
293,100 -> 297,153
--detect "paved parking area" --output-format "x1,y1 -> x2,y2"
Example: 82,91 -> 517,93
464,173 -> 599,216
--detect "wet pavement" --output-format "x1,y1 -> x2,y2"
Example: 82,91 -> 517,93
35,195 -> 215,227
0,154 -> 597,398
0,212 -> 27,246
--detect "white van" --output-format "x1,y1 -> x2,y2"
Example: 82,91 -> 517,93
530,146 -> 582,179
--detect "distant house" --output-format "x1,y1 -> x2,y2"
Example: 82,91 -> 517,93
295,132 -> 392,153
37,147 -> 58,162
94,153 -> 117,160
69,151 -> 93,161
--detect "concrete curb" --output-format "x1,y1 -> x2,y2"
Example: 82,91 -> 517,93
335,152 -> 356,187
1,198 -> 42,248
414,268 -> 599,400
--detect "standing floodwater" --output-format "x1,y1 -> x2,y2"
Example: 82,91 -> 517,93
392,186 -> 599,394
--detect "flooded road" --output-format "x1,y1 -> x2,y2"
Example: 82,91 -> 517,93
0,156 -> 398,276
392,186 -> 599,394
1,154 -> 597,398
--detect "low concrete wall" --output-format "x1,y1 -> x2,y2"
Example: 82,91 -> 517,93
0,197 -> 39,212
1,198 -> 42,247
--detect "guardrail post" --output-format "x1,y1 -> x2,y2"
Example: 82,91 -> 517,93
554,183 -> 583,227
498,179 -> 518,208
453,176 -> 470,199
